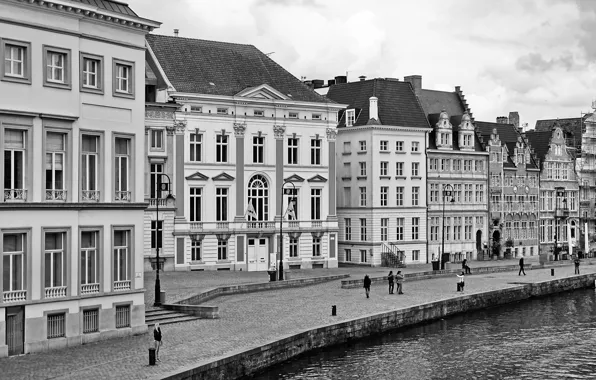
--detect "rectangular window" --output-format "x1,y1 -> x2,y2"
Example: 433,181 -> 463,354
359,162 -> 367,176
360,218 -> 367,240
46,51 -> 66,83
380,141 -> 388,151
114,137 -> 130,201
288,112 -> 298,119
430,217 -> 439,241
113,230 -> 130,285
289,238 -> 299,257
346,109 -> 355,126
359,187 -> 367,207
115,64 -> 130,93
412,217 -> 419,240
343,186 -> 351,207
310,138 -> 321,165
150,220 -> 163,250
396,187 -> 404,206
286,188 -> 299,220
396,218 -> 404,241
359,141 -> 366,151
360,249 -> 367,263
216,188 -> 228,221
3,41 -> 29,81
44,231 -> 65,289
150,163 -> 163,199
82,56 -> 101,90
81,135 -> 99,200
312,238 -> 321,256
345,249 -> 352,262
380,187 -> 388,206
47,313 -> 65,338
80,231 -> 98,291
217,108 -> 228,115
217,239 -> 228,260
412,187 -> 419,206
429,158 -> 437,171
3,128 -> 26,200
312,113 -> 321,120
112,58 -> 135,97
288,138 -> 298,164
115,305 -> 130,328
411,141 -> 419,152
253,136 -> 264,163
216,134 -> 228,163
412,162 -> 420,176
412,250 -> 420,261
453,159 -> 461,171
150,129 -> 164,150
45,132 -> 66,199
396,141 -> 403,151
311,189 -> 322,220
189,187 -> 202,222
396,162 -> 404,176
189,133 -> 202,162
253,110 -> 264,117
380,161 -> 388,176
3,233 -> 25,293
381,218 -> 388,241
345,218 -> 352,241
191,240 -> 202,261
343,141 -> 351,154
83,309 -> 99,334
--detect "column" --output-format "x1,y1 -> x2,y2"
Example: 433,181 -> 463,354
234,123 -> 246,221
274,125 -> 286,218
174,120 -> 186,219
144,127 -> 150,200
326,127 -> 337,220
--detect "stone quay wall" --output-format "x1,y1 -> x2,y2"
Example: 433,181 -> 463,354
160,274 -> 596,380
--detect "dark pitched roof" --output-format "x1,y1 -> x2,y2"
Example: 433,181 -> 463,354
525,130 -> 552,164
476,121 -> 539,169
418,89 -> 466,117
325,79 -> 430,130
427,114 -> 483,151
69,0 -> 137,16
146,34 -> 331,103
534,114 -> 592,151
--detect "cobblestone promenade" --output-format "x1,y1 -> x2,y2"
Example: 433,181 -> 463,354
2,258 -> 592,380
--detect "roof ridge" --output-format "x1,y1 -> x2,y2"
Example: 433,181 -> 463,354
147,33 -> 254,48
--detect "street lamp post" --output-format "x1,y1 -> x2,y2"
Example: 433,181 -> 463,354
154,173 -> 175,307
554,187 -> 567,262
279,180 -> 296,281
441,184 -> 455,270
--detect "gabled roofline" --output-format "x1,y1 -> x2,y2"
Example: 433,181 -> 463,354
235,84 -> 290,100
146,42 -> 176,92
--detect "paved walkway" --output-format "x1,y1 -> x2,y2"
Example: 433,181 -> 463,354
1,258 -> 590,380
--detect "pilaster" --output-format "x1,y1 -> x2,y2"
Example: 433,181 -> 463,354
274,125 -> 286,216
234,123 -> 246,220
326,127 -> 337,218
174,120 -> 186,219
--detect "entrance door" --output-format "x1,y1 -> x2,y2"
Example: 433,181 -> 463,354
6,306 -> 24,356
247,238 -> 269,271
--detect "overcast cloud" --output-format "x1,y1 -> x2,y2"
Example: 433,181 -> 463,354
129,0 -> 596,128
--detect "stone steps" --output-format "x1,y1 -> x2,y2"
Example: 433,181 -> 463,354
145,309 -> 200,326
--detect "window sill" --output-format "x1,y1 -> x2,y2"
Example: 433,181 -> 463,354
395,176 -> 406,180
395,151 -> 406,154
2,75 -> 31,85
356,176 -> 367,180
81,86 -> 104,95
217,260 -> 231,264
412,176 -> 422,180
357,151 -> 367,155
342,152 -> 352,156
379,176 -> 391,179
411,151 -> 421,154
379,150 -> 390,154
43,81 -> 71,90
341,177 -> 352,181
113,91 -> 135,100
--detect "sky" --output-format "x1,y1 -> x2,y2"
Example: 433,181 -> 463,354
128,0 -> 596,129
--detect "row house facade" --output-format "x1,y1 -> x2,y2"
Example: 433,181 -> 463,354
326,78 -> 431,266
578,109 -> 596,253
145,34 -> 345,271
477,121 -> 540,258
526,127 -> 581,256
0,0 -> 159,356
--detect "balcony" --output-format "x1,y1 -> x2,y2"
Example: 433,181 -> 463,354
115,191 -> 131,202
45,286 -> 67,298
81,190 -> 100,202
216,222 -> 229,229
555,208 -> 570,218
114,280 -> 131,291
148,198 -> 168,207
81,283 -> 100,295
3,290 -> 26,303
46,190 -> 67,201
4,189 -> 27,201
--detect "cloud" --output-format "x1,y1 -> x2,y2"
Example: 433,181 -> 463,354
515,52 -> 580,73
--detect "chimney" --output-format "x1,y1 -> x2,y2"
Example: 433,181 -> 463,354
369,96 -> 378,121
496,116 -> 508,124
312,79 -> 324,89
327,79 -> 336,86
404,75 -> 422,96
508,111 -> 520,128
335,75 -> 347,84
359,75 -> 367,81
303,80 -> 314,90
174,29 -> 179,37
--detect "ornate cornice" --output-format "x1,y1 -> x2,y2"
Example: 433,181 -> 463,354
273,125 -> 286,139
174,120 -> 187,134
233,123 -> 247,138
326,127 -> 337,141
146,110 -> 174,120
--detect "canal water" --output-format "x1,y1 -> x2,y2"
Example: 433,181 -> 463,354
252,288 -> 596,379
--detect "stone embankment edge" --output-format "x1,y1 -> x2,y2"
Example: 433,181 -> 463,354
341,264 -> 534,288
175,274 -> 351,306
158,273 -> 596,380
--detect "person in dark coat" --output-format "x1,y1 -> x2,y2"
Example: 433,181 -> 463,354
462,259 -> 471,274
153,322 -> 162,362
574,256 -> 581,274
363,274 -> 371,298
387,271 -> 395,294
519,257 -> 526,276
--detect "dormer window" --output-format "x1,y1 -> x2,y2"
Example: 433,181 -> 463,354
462,134 -> 472,147
440,132 -> 451,145
346,109 -> 355,126
190,106 -> 202,113
217,108 -> 228,115
254,110 -> 264,117
312,113 -> 322,120
288,112 -> 298,119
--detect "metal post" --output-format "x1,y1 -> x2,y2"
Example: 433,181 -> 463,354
279,182 -> 284,281
441,184 -> 454,270
154,177 -> 161,306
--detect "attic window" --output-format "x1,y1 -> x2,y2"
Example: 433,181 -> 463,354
312,113 -> 321,120
191,106 -> 202,113
254,110 -> 264,117
288,112 -> 298,119
346,109 -> 355,127
217,108 -> 228,115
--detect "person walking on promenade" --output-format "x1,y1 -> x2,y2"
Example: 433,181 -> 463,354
462,258 -> 471,274
364,274 -> 371,298
519,257 -> 526,276
153,323 -> 162,362
387,271 -> 395,294
457,272 -> 465,292
395,271 -> 404,294
574,256 -> 581,275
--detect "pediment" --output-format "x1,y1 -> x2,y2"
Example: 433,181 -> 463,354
284,174 -> 305,182
235,84 -> 289,100
307,174 -> 327,183
212,172 -> 235,181
185,171 -> 209,181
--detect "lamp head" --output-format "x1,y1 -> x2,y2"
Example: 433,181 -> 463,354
166,193 -> 176,202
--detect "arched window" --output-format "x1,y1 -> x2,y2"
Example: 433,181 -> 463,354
248,175 -> 269,221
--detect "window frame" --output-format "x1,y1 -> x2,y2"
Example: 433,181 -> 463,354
42,228 -> 70,297
310,138 -> 321,165
80,131 -> 103,202
346,109 -> 355,126
310,188 -> 322,220
253,136 -> 265,164
79,227 -> 102,293
216,187 -> 229,222
42,45 -> 72,90
112,227 -> 134,291
112,58 -> 135,99
189,132 -> 202,162
1,38 -> 32,84
189,186 -> 203,222
2,229 -> 31,299
79,52 -> 104,95
287,137 -> 299,165
43,127 -> 71,202
149,128 -> 165,151
113,133 -> 134,202
2,124 -> 33,202
215,133 -> 229,163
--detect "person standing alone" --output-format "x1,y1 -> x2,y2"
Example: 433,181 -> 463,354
519,257 -> 526,276
153,323 -> 162,362
574,256 -> 581,274
462,258 -> 471,274
363,274 -> 372,298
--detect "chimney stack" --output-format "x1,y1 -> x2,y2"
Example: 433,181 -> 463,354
174,29 -> 179,37
404,75 -> 422,96
369,96 -> 378,121
359,75 -> 367,81
496,116 -> 508,124
508,111 -> 520,128
335,75 -> 347,84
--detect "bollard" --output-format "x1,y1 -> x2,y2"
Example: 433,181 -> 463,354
551,268 -> 555,276
149,347 -> 156,366
332,305 -> 337,316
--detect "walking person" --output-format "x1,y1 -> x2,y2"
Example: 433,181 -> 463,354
574,256 -> 581,275
462,258 -> 471,274
364,274 -> 371,298
395,271 -> 404,294
387,271 -> 395,294
153,323 -> 162,362
519,257 -> 526,276
457,272 -> 465,292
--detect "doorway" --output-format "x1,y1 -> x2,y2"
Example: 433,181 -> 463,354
476,230 -> 482,252
247,238 -> 269,271
6,306 -> 24,356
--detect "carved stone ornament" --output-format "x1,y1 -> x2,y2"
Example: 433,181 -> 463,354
326,127 -> 337,141
145,110 -> 174,120
174,120 -> 187,134
233,123 -> 247,138
273,125 -> 286,139
166,125 -> 175,135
